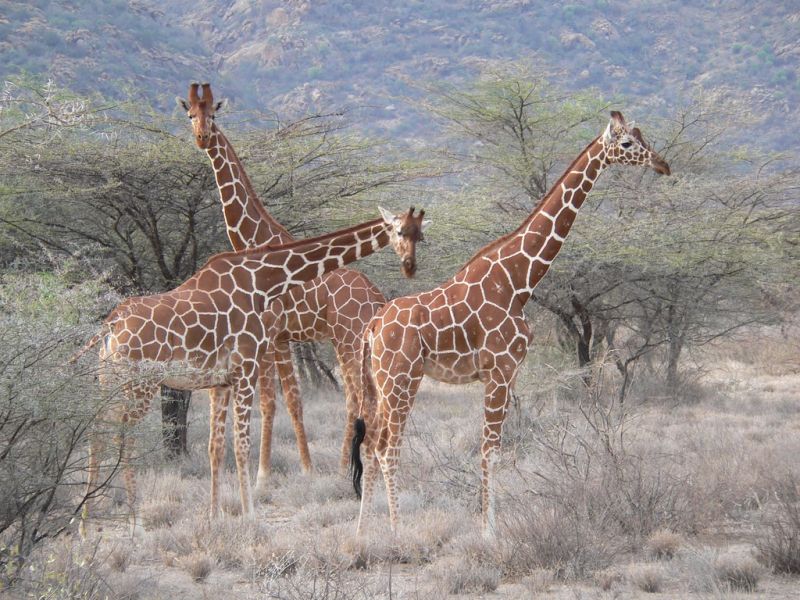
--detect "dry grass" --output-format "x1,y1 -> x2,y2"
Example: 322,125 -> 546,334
627,564 -> 664,593
181,551 -> 214,582
142,499 -> 182,529
429,555 -> 501,594
646,529 -> 684,560
714,554 -> 763,592
16,332 -> 799,598
106,545 -> 131,572
756,474 -> 800,574
594,566 -> 623,591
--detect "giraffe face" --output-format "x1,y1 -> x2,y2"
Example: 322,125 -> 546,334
177,83 -> 225,150
380,206 -> 430,278
602,111 -> 671,175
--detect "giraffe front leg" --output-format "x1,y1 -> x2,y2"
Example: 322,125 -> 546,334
120,383 -> 156,537
479,372 -> 513,538
255,358 -> 277,495
80,432 -> 104,539
274,340 -> 313,474
208,386 -> 230,519
232,366 -> 258,517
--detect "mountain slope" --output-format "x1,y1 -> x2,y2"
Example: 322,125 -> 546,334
1,0 -> 797,147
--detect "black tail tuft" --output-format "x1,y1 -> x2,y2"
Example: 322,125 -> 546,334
349,417 -> 366,499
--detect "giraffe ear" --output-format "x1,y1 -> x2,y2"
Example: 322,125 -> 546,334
378,206 -> 395,225
610,111 -> 627,128
602,122 -> 614,145
214,99 -> 227,112
176,97 -> 190,112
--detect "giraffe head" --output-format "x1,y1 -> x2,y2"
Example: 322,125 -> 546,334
176,83 -> 225,149
602,111 -> 671,175
380,206 -> 430,278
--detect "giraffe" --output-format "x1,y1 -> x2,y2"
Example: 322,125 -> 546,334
350,112 -> 670,537
176,83 -> 396,487
75,207 -> 427,534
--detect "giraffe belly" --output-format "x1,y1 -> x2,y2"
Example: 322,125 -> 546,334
423,354 -> 479,384
106,357 -> 233,390
161,363 -> 232,390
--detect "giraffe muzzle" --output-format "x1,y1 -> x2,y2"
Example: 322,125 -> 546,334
651,155 -> 671,176
402,257 -> 417,277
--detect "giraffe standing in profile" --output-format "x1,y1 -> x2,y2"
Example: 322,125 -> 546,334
76,207 -> 426,534
177,83 -> 402,488
351,112 -> 670,536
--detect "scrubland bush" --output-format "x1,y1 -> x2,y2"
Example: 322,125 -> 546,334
756,474 -> 800,574
0,267 -> 118,586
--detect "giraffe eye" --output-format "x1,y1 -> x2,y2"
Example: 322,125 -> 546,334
621,141 -> 633,149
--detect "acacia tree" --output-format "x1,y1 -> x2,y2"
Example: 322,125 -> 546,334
421,63 -> 798,396
1,80 -> 435,453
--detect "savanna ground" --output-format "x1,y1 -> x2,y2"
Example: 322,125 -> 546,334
13,324 -> 800,600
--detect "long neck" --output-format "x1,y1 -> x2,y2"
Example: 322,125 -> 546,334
225,218 -> 391,303
206,125 -> 294,250
492,136 -> 608,304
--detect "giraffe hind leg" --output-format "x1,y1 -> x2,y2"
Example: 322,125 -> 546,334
274,340 -> 313,474
373,363 -> 424,534
336,348 -> 361,474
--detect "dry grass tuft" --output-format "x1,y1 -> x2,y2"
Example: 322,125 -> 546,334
181,551 -> 214,582
594,566 -> 623,591
219,488 -> 243,517
714,554 -> 762,592
646,529 -> 684,560
756,475 -> 800,574
497,500 -> 618,579
106,546 -> 131,573
149,528 -> 194,559
142,499 -> 182,529
429,555 -> 501,594
627,564 -> 664,593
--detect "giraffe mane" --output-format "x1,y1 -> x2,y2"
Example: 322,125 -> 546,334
459,134 -> 602,270
195,217 -> 386,271
212,128 -> 290,237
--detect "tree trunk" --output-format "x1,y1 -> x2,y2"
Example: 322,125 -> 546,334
665,335 -> 684,395
161,386 -> 190,458
292,342 -> 340,391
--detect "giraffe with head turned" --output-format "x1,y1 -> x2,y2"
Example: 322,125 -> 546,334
76,207 -> 426,534
351,111 -> 671,537
176,83 -> 408,489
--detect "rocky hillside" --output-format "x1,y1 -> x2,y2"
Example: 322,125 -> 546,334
1,0 -> 798,147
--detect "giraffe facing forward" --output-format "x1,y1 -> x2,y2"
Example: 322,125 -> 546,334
351,112 -> 670,536
77,207 -> 426,534
177,83 -> 397,486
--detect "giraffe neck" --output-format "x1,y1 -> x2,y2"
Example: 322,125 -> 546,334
490,136 -> 608,304
206,125 -> 294,250
196,218 -> 391,302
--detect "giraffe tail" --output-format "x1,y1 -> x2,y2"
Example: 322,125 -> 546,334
350,417 -> 365,498
349,326 -> 377,498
